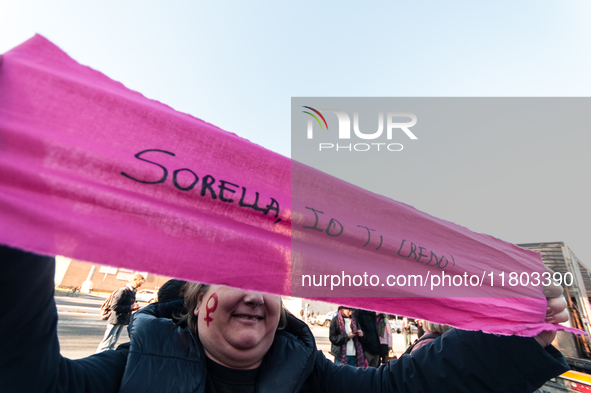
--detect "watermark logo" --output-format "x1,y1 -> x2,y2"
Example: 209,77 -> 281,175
302,106 -> 329,134
302,106 -> 418,152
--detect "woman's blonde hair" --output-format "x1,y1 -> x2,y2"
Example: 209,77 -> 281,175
423,321 -> 453,334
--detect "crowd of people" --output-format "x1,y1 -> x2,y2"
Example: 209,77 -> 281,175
1,245 -> 571,393
327,307 -> 449,368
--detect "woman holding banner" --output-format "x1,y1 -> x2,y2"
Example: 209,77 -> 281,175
0,245 -> 570,393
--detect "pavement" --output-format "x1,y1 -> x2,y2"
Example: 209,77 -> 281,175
55,291 -> 113,358
54,293 -> 106,315
55,293 -> 416,360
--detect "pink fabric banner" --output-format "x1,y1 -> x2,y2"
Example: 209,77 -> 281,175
0,35 -> 580,336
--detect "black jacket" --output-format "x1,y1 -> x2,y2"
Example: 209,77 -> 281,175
329,314 -> 360,361
353,309 -> 380,355
0,245 -> 571,393
108,284 -> 137,325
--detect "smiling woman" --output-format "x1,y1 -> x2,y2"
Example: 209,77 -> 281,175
179,283 -> 288,369
194,285 -> 283,369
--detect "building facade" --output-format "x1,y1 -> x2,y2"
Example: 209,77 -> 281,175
55,256 -> 172,293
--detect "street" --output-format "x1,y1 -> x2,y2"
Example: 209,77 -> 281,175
56,293 -> 415,361
55,292 -> 127,359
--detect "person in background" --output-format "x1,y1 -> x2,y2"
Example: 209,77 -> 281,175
330,306 -> 367,367
402,317 -> 412,349
353,309 -> 381,367
96,273 -> 145,353
157,279 -> 188,303
416,319 -> 424,338
409,321 -> 454,354
377,313 -> 393,365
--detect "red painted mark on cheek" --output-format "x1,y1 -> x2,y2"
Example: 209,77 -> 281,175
204,293 -> 218,327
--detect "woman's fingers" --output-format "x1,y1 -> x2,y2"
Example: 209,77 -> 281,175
542,267 -> 564,298
546,296 -> 567,316
543,283 -> 563,298
543,267 -> 568,322
546,296 -> 567,315
545,309 -> 569,324
535,268 -> 568,347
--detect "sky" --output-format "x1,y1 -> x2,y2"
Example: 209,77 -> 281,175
1,1 -> 590,266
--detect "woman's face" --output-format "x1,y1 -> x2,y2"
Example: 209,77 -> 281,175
342,308 -> 353,317
195,285 -> 281,369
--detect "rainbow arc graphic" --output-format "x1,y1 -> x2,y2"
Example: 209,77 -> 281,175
302,106 -> 328,130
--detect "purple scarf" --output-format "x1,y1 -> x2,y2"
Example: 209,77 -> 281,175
336,310 -> 367,368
